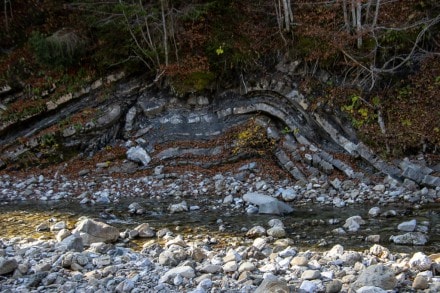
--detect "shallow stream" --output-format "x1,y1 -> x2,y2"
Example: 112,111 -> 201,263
1,199 -> 439,254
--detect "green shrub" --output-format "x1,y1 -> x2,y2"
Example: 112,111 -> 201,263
29,29 -> 87,67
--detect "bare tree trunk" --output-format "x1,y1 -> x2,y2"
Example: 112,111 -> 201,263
372,0 -> 381,28
350,0 -> 356,29
356,0 -> 362,48
365,0 -> 372,24
281,0 -> 293,32
4,0 -> 9,33
342,0 -> 350,32
274,0 -> 287,44
160,0 -> 169,66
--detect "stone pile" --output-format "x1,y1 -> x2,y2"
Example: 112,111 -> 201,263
1,217 -> 439,292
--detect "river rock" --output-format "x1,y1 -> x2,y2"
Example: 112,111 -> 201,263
343,215 -> 365,232
73,218 -> 119,246
268,218 -> 285,228
134,223 -> 156,238
242,192 -> 293,215
36,222 -> 50,232
128,202 -> 145,214
57,233 -> 84,252
50,221 -> 66,231
368,207 -> 381,217
200,264 -> 222,274
159,266 -> 195,284
238,261 -> 256,273
299,280 -> 318,293
223,261 -> 238,272
267,226 -> 286,238
169,200 -> 188,213
390,232 -> 428,245
351,264 -> 397,291
302,269 -> 321,280
55,228 -> 72,242
246,226 -> 266,238
0,257 -> 18,275
356,286 -> 387,293
369,244 -> 390,259
365,234 -> 380,243
291,256 -> 308,266
115,279 -> 135,293
397,219 -> 417,232
126,146 -> 151,166
326,279 -> 342,293
254,275 -> 289,293
412,275 -> 429,290
280,188 -> 297,201
409,252 -> 432,271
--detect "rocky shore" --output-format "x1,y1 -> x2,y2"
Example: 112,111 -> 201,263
1,160 -> 440,292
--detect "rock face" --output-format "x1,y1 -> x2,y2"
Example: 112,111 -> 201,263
72,218 -> 119,246
2,72 -> 439,189
351,264 -> 397,291
242,192 -> 293,215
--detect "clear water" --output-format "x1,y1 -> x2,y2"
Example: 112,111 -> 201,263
1,198 -> 439,254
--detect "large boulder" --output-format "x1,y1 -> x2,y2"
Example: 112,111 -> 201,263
243,192 -> 293,215
72,218 -> 119,246
351,264 -> 397,291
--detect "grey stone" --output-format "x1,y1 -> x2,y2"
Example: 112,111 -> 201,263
57,233 -> 84,252
326,279 -> 342,293
301,270 -> 321,280
267,226 -> 286,238
412,275 -> 429,290
246,226 -> 266,238
280,188 -> 297,201
169,200 -> 188,213
351,264 -> 397,291
159,266 -> 195,284
300,280 -> 318,293
73,218 -> 119,246
397,219 -> 417,232
126,146 -> 151,166
134,223 -> 155,238
390,232 -> 428,245
96,104 -> 121,127
254,275 -> 289,293
356,286 -> 387,293
243,192 -> 293,215
368,207 -> 380,217
124,106 -> 137,133
343,216 -> 365,232
409,252 -> 432,271
0,257 -> 18,275
115,279 -> 135,293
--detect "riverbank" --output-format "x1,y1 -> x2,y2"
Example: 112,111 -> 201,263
1,157 -> 440,292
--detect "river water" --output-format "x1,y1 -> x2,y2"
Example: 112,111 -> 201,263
1,199 -> 439,254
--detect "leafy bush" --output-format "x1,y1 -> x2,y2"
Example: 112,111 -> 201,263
29,29 -> 87,67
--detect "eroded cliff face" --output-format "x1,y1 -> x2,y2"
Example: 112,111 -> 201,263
0,71 -> 439,188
